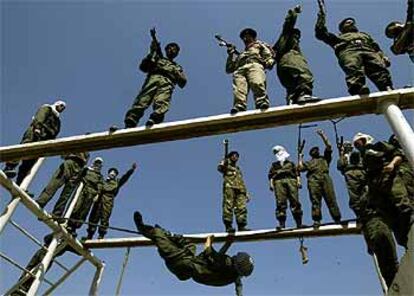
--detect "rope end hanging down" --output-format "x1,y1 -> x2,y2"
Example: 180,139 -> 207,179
299,236 -> 309,265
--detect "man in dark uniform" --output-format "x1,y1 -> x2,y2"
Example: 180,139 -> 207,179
315,4 -> 393,95
11,233 -> 78,296
36,152 -> 90,218
4,101 -> 66,185
133,211 -> 253,296
124,29 -> 187,128
85,163 -> 137,240
66,157 -> 104,237
298,129 -> 341,227
353,133 -> 414,248
385,0 -> 414,62
218,151 -> 250,232
273,5 -> 319,105
268,145 -> 303,230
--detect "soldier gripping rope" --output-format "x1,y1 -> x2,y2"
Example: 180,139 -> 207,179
3,101 -> 66,185
124,28 -> 187,128
218,140 -> 250,232
385,0 -> 414,62
133,211 -> 253,296
268,145 -> 303,230
218,28 -> 275,114
273,5 -> 320,105
315,0 -> 393,95
84,163 -> 137,240
298,129 -> 341,227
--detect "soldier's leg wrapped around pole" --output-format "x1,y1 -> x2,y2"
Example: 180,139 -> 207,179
362,215 -> 399,287
222,186 -> 236,230
277,52 -> 314,104
98,196 -> 114,238
232,68 -> 249,111
14,248 -> 47,295
337,50 -> 366,95
307,177 -> 323,223
37,163 -> 67,208
234,189 -> 248,229
363,51 -> 393,91
124,76 -> 158,127
321,174 -> 342,222
246,63 -> 270,108
149,79 -> 174,124
273,180 -> 288,227
286,178 -> 303,227
16,159 -> 38,186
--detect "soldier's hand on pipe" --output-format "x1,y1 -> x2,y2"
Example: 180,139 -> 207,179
383,163 -> 395,173
294,5 -> 302,13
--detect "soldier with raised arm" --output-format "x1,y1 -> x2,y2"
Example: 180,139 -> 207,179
124,28 -> 187,128
314,1 -> 393,95
134,211 -> 253,296
385,0 -> 414,62
298,129 -> 341,227
224,28 -> 275,114
3,100 -> 66,185
273,5 -> 319,105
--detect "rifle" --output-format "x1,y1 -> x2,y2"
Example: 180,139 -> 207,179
330,118 -> 345,154
215,35 -> 240,55
150,27 -> 163,58
317,0 -> 327,15
297,123 -> 318,187
223,139 -> 229,161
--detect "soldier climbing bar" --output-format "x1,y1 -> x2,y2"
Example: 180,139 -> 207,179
83,221 -> 361,249
0,88 -> 413,163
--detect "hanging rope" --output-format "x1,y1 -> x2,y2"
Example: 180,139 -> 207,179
298,236 -> 309,265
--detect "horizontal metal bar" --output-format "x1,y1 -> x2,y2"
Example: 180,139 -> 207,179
84,221 -> 361,249
1,88 -> 413,162
0,171 -> 103,268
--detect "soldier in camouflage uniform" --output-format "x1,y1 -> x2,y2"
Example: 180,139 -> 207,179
225,28 -> 275,114
298,129 -> 341,227
66,157 -> 104,237
3,101 -> 66,185
268,145 -> 303,230
218,151 -> 250,232
273,5 -> 319,105
85,163 -> 137,240
388,135 -> 414,200
36,152 -> 89,218
315,6 -> 393,95
134,211 -> 253,296
353,133 -> 414,248
124,30 -> 187,128
385,0 -> 414,62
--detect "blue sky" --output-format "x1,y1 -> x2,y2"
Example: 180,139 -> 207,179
1,0 -> 413,295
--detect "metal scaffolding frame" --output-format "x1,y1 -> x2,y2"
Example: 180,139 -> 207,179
0,89 -> 413,295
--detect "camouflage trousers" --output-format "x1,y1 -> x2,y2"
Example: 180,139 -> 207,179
67,187 -> 98,231
87,194 -> 115,237
307,174 -> 341,222
361,215 -> 399,287
338,49 -> 393,95
124,74 -> 174,126
222,186 -> 248,226
277,51 -> 314,104
232,62 -> 270,110
272,178 -> 302,223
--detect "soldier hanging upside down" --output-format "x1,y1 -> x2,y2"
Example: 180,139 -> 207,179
124,28 -> 187,128
315,1 -> 393,95
298,129 -> 341,227
3,100 -> 66,185
224,28 -> 275,114
273,5 -> 320,105
133,211 -> 254,296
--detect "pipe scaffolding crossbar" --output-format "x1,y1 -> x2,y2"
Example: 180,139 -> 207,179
1,88 -> 413,162
83,221 -> 361,249
0,170 -> 103,269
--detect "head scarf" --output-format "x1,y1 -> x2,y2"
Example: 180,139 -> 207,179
272,145 -> 290,165
352,133 -> 374,146
50,100 -> 66,117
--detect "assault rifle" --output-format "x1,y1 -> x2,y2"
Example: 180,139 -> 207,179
215,35 -> 240,55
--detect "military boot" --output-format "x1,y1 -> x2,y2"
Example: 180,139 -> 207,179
276,220 -> 285,231
296,94 -> 321,105
237,223 -> 250,232
224,221 -> 235,233
313,220 -> 321,228
294,216 -> 303,228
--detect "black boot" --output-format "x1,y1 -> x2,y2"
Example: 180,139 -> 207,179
294,216 -> 303,228
224,222 -> 235,233
313,220 -> 321,228
276,220 -> 286,231
237,223 -> 250,232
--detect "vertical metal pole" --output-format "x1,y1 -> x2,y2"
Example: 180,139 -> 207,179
0,157 -> 45,234
89,264 -> 105,296
26,181 -> 84,296
372,254 -> 388,294
42,258 -> 87,296
382,103 -> 414,168
115,247 -> 131,296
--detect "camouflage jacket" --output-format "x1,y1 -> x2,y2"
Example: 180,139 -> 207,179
218,160 -> 247,191
268,160 -> 297,180
301,147 -> 332,178
30,105 -> 61,139
102,168 -> 134,198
